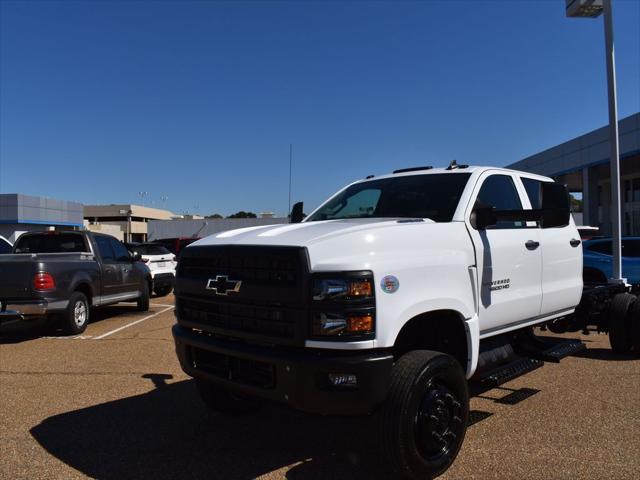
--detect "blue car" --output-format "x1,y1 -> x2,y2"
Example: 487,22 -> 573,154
582,237 -> 640,285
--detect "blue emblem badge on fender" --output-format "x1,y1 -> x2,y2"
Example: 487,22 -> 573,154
381,275 -> 400,293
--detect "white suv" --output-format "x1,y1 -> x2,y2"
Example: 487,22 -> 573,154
127,243 -> 176,296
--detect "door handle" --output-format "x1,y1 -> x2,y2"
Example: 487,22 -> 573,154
570,238 -> 581,247
525,240 -> 540,250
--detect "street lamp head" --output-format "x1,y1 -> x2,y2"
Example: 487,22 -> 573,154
566,0 -> 603,18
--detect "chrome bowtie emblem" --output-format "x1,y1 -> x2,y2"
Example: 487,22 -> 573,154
206,275 -> 242,295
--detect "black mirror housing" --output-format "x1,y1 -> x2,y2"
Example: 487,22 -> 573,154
291,202 -> 304,223
131,251 -> 142,262
470,207 -> 497,230
540,182 -> 570,228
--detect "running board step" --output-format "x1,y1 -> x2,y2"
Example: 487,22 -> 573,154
536,339 -> 585,362
474,357 -> 544,388
514,333 -> 586,363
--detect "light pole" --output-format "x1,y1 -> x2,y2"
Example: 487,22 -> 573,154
566,0 -> 624,284
138,191 -> 149,207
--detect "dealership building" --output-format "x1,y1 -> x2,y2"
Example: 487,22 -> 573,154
83,204 -> 175,243
508,112 -> 640,236
0,193 -> 84,243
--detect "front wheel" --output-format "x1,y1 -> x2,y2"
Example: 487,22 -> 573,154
63,292 -> 90,335
136,282 -> 150,312
379,350 -> 468,480
195,378 -> 265,415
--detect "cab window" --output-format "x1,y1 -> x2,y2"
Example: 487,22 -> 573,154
110,239 -> 132,262
95,236 -> 115,261
474,175 -> 524,229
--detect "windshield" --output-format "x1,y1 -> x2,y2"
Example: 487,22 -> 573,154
14,233 -> 87,253
307,173 -> 471,222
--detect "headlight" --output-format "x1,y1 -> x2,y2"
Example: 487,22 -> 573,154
312,276 -> 374,301
312,312 -> 374,337
310,272 -> 375,340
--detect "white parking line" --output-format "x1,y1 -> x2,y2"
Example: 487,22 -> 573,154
93,306 -> 174,340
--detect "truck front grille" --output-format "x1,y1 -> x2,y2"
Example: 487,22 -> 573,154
175,245 -> 309,345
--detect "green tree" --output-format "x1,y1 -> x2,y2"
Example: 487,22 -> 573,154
227,211 -> 257,219
206,213 -> 223,219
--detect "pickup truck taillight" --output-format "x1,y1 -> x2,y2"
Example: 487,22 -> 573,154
33,272 -> 56,291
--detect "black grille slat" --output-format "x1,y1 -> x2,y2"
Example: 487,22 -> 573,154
180,299 -> 296,339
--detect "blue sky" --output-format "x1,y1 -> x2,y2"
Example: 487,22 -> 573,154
1,0 -> 638,217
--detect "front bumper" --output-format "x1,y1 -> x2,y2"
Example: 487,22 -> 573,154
173,324 -> 393,415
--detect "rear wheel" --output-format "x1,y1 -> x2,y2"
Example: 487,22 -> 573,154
378,350 -> 468,480
195,378 -> 265,415
63,292 -> 90,335
136,282 -> 150,312
628,298 -> 640,355
608,293 -> 636,354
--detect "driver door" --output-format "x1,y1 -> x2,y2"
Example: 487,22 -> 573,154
466,172 -> 543,335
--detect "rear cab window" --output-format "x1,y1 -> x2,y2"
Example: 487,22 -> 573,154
14,233 -> 88,253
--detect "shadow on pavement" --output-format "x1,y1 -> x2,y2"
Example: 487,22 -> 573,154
0,304 -> 162,344
0,316 -> 52,344
572,347 -> 638,362
31,374 -> 388,480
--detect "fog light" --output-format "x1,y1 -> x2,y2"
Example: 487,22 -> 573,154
328,373 -> 357,387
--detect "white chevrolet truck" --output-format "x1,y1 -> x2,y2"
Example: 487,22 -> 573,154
172,164 -> 639,479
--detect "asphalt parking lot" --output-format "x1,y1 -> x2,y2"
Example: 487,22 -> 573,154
1,295 -> 639,480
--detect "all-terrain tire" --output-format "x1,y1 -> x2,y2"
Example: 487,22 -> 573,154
136,282 -> 150,312
63,291 -> 90,335
195,378 -> 265,415
608,293 -> 636,354
378,350 -> 468,480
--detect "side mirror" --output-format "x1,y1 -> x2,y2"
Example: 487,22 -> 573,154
290,202 -> 304,223
131,251 -> 142,262
540,182 -> 570,228
470,207 -> 497,230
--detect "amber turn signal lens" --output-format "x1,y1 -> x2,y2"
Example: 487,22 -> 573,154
348,314 -> 374,333
347,280 -> 373,297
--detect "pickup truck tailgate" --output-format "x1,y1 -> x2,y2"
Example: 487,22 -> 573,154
0,254 -> 39,299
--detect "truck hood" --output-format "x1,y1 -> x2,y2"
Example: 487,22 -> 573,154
187,218 -> 471,272
190,218 -> 435,248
